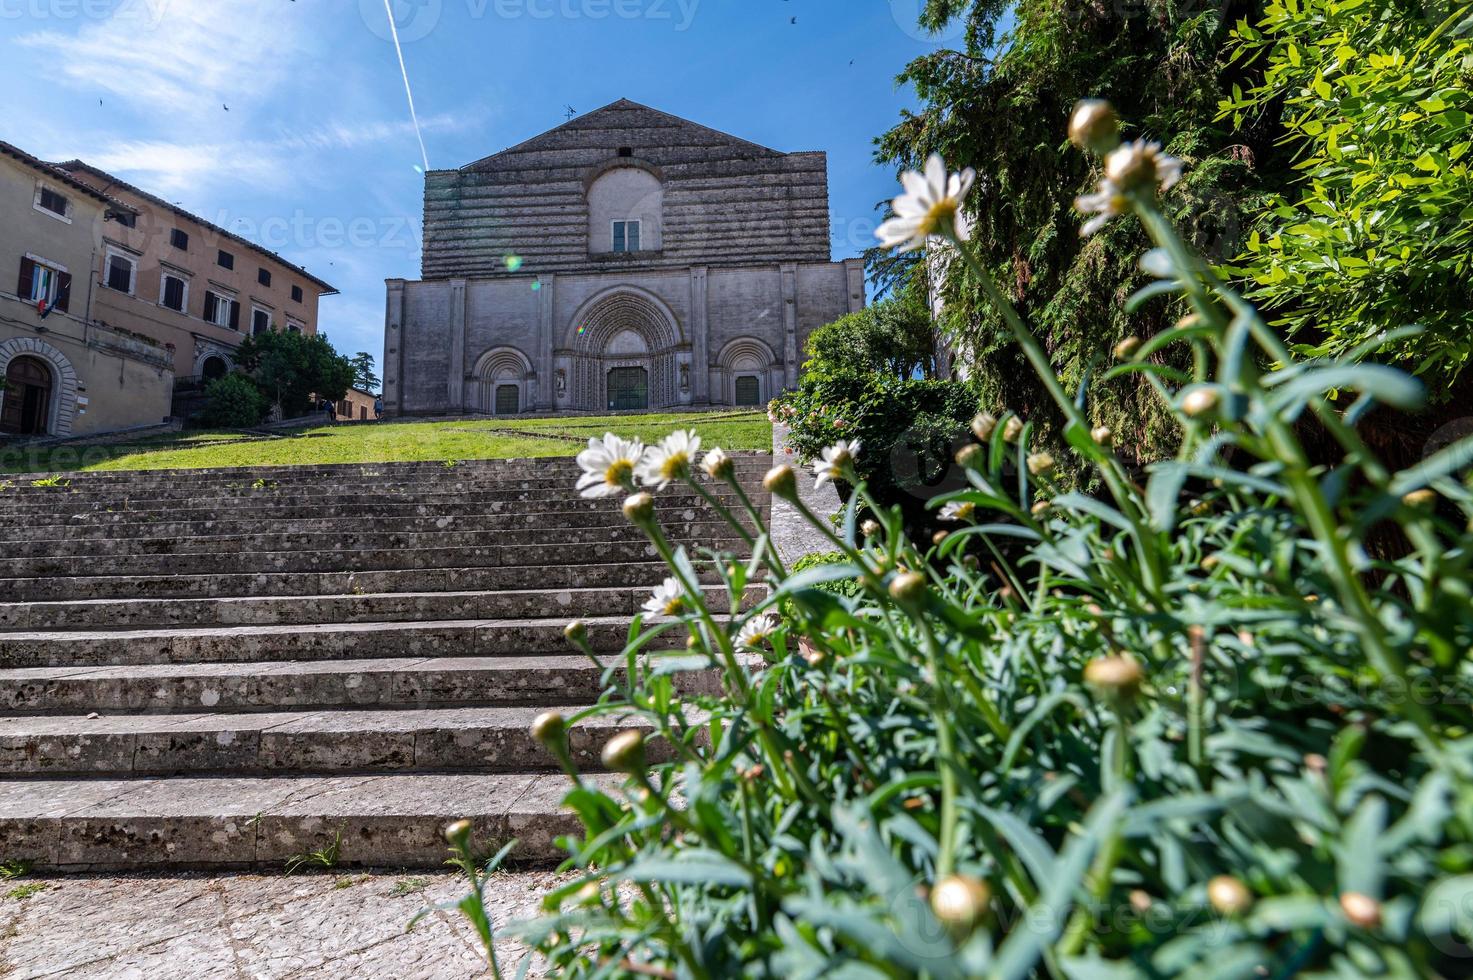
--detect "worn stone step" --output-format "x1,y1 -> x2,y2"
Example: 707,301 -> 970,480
0,614 -> 712,669
0,704 -> 669,776
0,652 -> 727,714
5,520 -> 744,559
0,536 -> 753,579
0,771 -> 609,870
0,585 -> 760,632
0,560 -> 706,603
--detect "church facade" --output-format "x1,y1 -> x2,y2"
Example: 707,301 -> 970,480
382,100 -> 865,416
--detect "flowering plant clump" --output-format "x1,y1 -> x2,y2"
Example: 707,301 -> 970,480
442,104 -> 1473,977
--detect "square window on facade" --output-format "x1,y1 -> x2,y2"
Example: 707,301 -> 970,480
112,211 -> 136,228
106,253 -> 135,293
37,187 -> 68,217
18,258 -> 70,312
171,229 -> 189,250
217,249 -> 235,270
204,291 -> 238,328
252,309 -> 270,335
161,275 -> 187,312
612,220 -> 641,253
291,284 -> 303,303
258,268 -> 271,287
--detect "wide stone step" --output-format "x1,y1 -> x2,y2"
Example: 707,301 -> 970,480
0,560 -> 702,602
0,771 -> 609,870
0,536 -> 751,579
0,704 -> 666,776
0,653 -> 728,714
0,585 -> 759,631
5,520 -> 744,559
0,614 -> 690,668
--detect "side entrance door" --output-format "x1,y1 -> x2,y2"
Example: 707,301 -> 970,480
606,367 -> 649,411
1,356 -> 53,435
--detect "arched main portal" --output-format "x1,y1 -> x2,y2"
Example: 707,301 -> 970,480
565,288 -> 684,412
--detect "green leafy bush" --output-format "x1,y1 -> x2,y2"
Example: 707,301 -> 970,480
197,374 -> 268,428
803,296 -> 938,380
439,109 -> 1473,978
233,329 -> 356,418
1222,0 -> 1473,391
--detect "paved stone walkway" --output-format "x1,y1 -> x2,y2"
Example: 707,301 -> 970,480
770,423 -> 842,566
0,869 -> 561,978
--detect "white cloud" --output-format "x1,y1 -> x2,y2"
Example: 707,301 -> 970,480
17,0 -> 307,121
81,138 -> 285,197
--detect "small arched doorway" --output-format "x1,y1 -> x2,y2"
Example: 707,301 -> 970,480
1,356 -> 53,435
201,355 -> 228,382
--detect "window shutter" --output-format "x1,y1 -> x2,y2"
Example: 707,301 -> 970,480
56,272 -> 72,312
228,299 -> 240,330
203,291 -> 217,322
17,258 -> 34,301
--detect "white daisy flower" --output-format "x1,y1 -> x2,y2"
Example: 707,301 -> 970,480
940,501 -> 976,522
875,154 -> 976,253
575,433 -> 644,498
642,577 -> 686,618
1077,140 -> 1183,237
701,446 -> 734,480
735,613 -> 780,650
812,439 -> 861,489
636,430 -> 701,489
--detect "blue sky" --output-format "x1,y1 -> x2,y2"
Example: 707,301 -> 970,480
1,0 -> 962,373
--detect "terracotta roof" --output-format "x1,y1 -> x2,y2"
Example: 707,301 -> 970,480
0,140 -> 139,213
51,159 -> 338,295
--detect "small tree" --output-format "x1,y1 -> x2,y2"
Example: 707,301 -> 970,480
803,295 -> 937,380
350,352 -> 380,393
234,330 -> 355,418
198,373 -> 268,428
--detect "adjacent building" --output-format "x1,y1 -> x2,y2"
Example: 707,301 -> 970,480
0,141 -> 174,437
53,161 -> 338,382
384,99 -> 865,416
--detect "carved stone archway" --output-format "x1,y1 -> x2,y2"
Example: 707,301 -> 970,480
469,346 -> 534,415
562,287 -> 686,411
0,337 -> 78,436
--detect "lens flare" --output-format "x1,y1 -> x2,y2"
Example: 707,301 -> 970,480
504,254 -> 524,272
530,281 -> 542,292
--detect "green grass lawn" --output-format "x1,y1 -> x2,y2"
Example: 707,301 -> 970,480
0,411 -> 772,475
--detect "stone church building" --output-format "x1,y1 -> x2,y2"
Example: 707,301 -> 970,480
382,100 -> 865,416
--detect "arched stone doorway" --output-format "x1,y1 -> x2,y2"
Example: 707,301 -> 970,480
564,288 -> 686,412
715,336 -> 779,408
470,346 -> 533,415
201,355 -> 229,382
1,357 -> 53,435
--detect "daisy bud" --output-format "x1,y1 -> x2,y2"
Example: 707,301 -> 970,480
1091,425 -> 1113,447
1304,753 -> 1327,773
686,633 -> 701,650
955,444 -> 983,469
860,519 -> 881,538
971,412 -> 998,441
702,448 -> 735,480
1003,417 -> 1024,442
1402,488 -> 1437,510
763,464 -> 798,500
530,711 -> 567,749
1129,890 -> 1154,915
1031,500 -> 1052,517
1084,655 -> 1144,703
576,883 -> 602,906
932,530 -> 949,546
1068,99 -> 1121,155
443,819 -> 473,847
1207,876 -> 1254,917
1105,140 -> 1167,193
601,729 -> 646,774
1113,336 -> 1142,361
563,620 -> 587,646
889,571 -> 928,605
1181,387 -> 1221,419
622,492 -> 655,524
930,874 -> 992,939
1340,892 -> 1382,929
1027,452 -> 1056,477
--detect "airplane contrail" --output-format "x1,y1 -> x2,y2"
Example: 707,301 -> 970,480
382,0 -> 431,173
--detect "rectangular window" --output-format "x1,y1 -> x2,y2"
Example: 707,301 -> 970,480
217,249 -> 234,270
160,274 -> 187,312
252,308 -> 270,336
291,284 -> 303,303
37,187 -> 68,217
203,290 -> 238,328
612,220 -> 641,254
111,210 -> 136,229
105,252 -> 136,294
171,228 -> 189,250
257,268 -> 272,287
17,257 -> 71,313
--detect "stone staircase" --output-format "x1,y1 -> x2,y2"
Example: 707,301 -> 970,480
0,454 -> 770,871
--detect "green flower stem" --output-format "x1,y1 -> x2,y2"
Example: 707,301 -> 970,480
725,473 -> 790,580
687,476 -> 757,550
915,614 -> 961,879
1060,713 -> 1130,958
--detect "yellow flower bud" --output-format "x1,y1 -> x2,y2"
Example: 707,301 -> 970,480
763,464 -> 798,500
1339,892 -> 1382,929
1113,336 -> 1142,361
601,729 -> 646,774
971,412 -> 998,441
1003,417 -> 1024,442
530,711 -> 567,749
1027,452 -> 1056,477
860,519 -> 881,538
1068,99 -> 1121,155
1083,656 -> 1144,702
563,620 -> 587,645
1031,500 -> 1052,517
1402,488 -> 1437,510
1181,387 -> 1221,419
1091,425 -> 1113,447
622,492 -> 655,524
932,530 -> 949,547
443,819 -> 473,847
1207,876 -> 1254,917
955,444 -> 984,469
889,570 -> 928,604
930,874 -> 992,939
